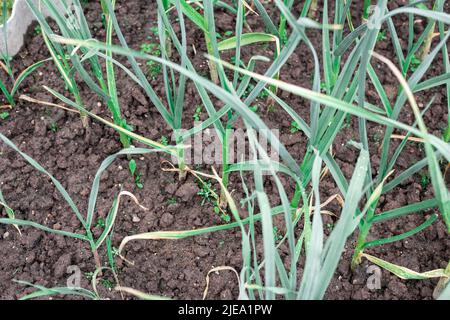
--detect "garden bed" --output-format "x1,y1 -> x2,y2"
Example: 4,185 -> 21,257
0,0 -> 449,300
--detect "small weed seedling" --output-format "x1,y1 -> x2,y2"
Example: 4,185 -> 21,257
84,272 -> 94,280
197,180 -> 216,206
34,25 -> 42,36
129,159 -> 144,189
49,122 -> 58,133
95,217 -> 106,229
0,111 -> 9,120
214,205 -> 231,223
100,278 -> 114,289
140,42 -> 162,80
193,105 -> 203,122
196,178 -> 229,223
420,172 -> 431,189
166,197 -> 178,205
160,135 -> 169,146
377,30 -> 387,42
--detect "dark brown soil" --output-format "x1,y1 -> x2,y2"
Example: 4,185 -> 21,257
0,0 -> 449,300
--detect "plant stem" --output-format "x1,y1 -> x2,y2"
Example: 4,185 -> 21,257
101,0 -> 130,149
160,0 -> 173,57
85,228 -> 102,270
351,225 -> 370,269
418,22 -> 436,61
351,205 -> 378,269
176,134 -> 187,180
205,34 -> 220,84
93,246 -> 103,277
93,249 -> 102,270
74,93 -> 89,128
220,113 -> 232,207
220,166 -> 230,208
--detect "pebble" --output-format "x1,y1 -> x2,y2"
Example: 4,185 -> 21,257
3,231 -> 10,239
132,215 -> 141,223
175,182 -> 198,201
194,246 -> 209,258
160,212 -> 174,228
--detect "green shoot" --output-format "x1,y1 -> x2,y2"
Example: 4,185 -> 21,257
197,180 -> 216,206
129,159 -> 144,189
290,121 -> 301,133
0,111 -> 9,119
160,135 -> 169,146
193,105 -> 203,122
96,217 -> 106,229
377,30 -> 387,42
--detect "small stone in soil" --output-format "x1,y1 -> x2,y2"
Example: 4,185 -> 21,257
175,182 -> 198,202
54,253 -> 72,278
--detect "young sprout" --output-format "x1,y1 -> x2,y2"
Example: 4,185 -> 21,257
290,121 -> 301,134
95,217 -> 106,229
160,135 -> 169,146
197,180 -> 216,206
166,196 -> 178,205
377,30 -> 387,42
0,111 -> 9,119
0,133 -> 157,273
193,105 -> 203,122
